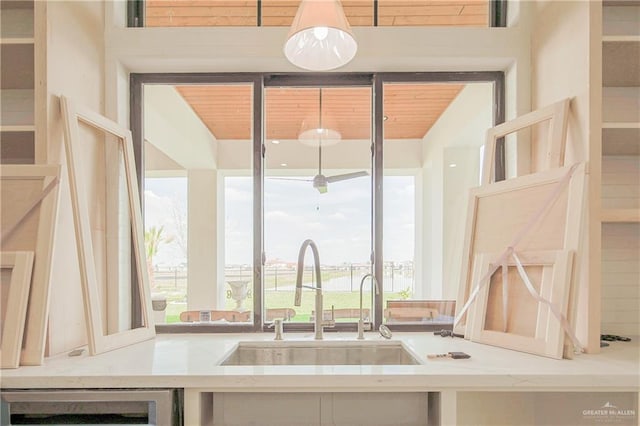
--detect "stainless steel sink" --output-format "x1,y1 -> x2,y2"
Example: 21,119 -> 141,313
219,340 -> 422,366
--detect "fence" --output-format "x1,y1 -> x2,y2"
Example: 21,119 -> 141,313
224,262 -> 414,293
152,263 -> 414,294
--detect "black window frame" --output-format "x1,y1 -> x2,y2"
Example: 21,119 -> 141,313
130,71 -> 505,334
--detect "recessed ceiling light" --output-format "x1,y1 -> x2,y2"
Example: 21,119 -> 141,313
448,163 -> 457,168
280,163 -> 288,167
272,140 -> 280,144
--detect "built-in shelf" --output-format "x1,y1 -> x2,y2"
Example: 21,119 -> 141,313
602,122 -> 640,129
602,40 -> 640,86
602,209 -> 640,223
0,3 -> 33,40
1,89 -> 34,126
601,222 -> 640,336
0,37 -> 34,44
602,128 -> 640,155
602,87 -> 640,123
603,35 -> 640,42
0,130 -> 34,164
602,155 -> 640,212
600,0 -> 640,339
0,0 -> 36,165
0,43 -> 34,89
0,125 -> 35,132
603,3 -> 640,38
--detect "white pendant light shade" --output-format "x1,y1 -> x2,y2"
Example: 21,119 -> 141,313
298,88 -> 341,146
284,0 -> 357,71
298,127 -> 341,147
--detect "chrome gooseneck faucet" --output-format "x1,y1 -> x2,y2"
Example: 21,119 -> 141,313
294,239 -> 334,340
357,273 -> 380,340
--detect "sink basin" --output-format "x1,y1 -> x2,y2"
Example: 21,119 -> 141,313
219,340 -> 422,366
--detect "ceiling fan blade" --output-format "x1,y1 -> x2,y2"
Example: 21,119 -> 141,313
267,177 -> 313,182
326,171 -> 369,183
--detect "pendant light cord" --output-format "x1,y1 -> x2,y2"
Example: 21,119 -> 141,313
318,88 -> 323,175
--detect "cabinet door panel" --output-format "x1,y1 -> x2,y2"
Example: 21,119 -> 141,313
213,392 -> 321,426
327,392 -> 428,426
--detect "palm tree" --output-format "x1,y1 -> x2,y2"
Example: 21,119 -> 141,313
144,225 -> 173,290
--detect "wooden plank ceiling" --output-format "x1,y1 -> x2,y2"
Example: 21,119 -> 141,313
146,0 -> 488,27
176,84 -> 464,140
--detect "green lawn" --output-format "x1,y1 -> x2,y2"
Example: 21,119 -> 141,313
162,289 -> 407,324
263,269 -> 352,290
152,268 -> 411,324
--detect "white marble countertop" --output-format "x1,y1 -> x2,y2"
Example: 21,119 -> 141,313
2,333 -> 639,392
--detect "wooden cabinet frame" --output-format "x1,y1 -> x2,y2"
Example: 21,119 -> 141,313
0,251 -> 34,368
60,96 -> 155,356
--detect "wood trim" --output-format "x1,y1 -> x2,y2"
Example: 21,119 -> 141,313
481,98 -> 570,185
467,250 -> 574,359
0,164 -> 60,366
60,96 -> 155,356
0,251 -> 34,369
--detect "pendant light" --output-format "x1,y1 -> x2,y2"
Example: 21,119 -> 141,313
284,0 -> 357,71
298,88 -> 341,146
298,88 -> 368,193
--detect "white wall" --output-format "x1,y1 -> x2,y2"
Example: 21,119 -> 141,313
187,170 -> 218,311
105,25 -> 525,74
143,85 -> 218,170
46,0 -> 105,355
218,138 -> 421,171
420,83 -> 494,300
530,0 -> 601,352
145,140 -> 184,173
531,1 -> 593,164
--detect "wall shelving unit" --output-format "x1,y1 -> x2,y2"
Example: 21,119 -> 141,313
600,0 -> 640,337
0,0 -> 37,164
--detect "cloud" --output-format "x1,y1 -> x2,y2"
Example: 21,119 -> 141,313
225,186 -> 252,202
144,190 -> 173,228
328,212 -> 347,221
265,210 -> 295,221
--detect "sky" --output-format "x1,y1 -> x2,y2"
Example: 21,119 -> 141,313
144,175 -> 415,267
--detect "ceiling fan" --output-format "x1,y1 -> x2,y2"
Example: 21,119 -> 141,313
310,145 -> 369,194
273,88 -> 369,194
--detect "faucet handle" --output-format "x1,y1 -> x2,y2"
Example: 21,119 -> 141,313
322,305 -> 336,328
269,318 -> 284,340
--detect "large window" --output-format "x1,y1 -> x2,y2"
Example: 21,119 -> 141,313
132,72 -> 503,331
140,79 -> 258,328
264,85 -> 373,324
381,81 -> 495,326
